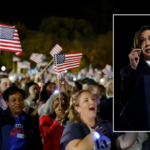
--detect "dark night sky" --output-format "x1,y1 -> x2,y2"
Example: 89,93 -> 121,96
1,0 -> 150,30
0,0 -> 106,30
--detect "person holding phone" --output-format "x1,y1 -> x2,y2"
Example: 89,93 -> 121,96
39,91 -> 69,150
120,26 -> 150,107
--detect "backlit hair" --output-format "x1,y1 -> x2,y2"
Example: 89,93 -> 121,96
133,26 -> 150,62
66,89 -> 102,124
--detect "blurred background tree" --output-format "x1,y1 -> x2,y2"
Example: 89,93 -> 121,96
0,16 -> 112,72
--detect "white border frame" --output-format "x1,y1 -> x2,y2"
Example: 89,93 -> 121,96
113,14 -> 150,132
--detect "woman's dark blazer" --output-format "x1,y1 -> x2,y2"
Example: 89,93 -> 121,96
120,61 -> 150,107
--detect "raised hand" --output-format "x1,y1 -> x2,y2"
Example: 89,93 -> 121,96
128,49 -> 141,70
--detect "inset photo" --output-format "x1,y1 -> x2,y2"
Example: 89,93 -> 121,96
113,14 -> 150,131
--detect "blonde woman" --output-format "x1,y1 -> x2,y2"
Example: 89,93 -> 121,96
60,90 -> 138,150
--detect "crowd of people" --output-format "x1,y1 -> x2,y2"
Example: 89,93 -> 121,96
0,60 -> 149,150
1,24 -> 150,149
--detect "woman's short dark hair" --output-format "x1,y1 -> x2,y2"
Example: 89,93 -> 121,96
24,81 -> 38,98
134,26 -> 150,62
3,86 -> 25,102
40,81 -> 56,102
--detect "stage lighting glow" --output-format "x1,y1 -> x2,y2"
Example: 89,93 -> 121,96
1,66 -> 6,71
9,76 -> 13,81
54,90 -> 59,93
73,77 -> 76,81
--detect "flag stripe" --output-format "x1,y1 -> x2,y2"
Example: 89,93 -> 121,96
1,43 -> 21,47
56,65 -> 80,73
0,39 -> 21,43
55,63 -> 80,69
0,46 -> 22,50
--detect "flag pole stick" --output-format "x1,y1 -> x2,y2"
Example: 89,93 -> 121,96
55,55 -> 61,106
35,65 -> 38,70
43,59 -> 53,72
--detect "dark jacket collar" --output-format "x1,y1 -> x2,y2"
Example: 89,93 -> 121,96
5,107 -> 27,118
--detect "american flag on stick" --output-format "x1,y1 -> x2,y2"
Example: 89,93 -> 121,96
30,53 -> 46,64
0,24 -> 23,56
53,52 -> 82,74
50,44 -> 63,57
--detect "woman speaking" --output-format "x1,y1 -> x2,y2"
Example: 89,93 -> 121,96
120,26 -> 150,107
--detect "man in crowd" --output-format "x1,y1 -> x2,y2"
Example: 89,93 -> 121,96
0,75 -> 11,110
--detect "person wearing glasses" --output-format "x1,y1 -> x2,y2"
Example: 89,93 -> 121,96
39,91 -> 69,150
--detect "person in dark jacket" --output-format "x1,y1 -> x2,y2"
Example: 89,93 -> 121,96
0,86 -> 43,150
120,26 -> 150,107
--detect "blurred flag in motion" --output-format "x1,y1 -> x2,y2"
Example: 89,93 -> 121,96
88,64 -> 93,76
0,24 -> 23,56
28,67 -> 39,77
30,53 -> 45,64
17,61 -> 30,69
13,56 -> 20,61
102,64 -> 113,78
23,61 -> 31,69
50,44 -> 63,57
53,52 -> 82,74
41,55 -> 46,61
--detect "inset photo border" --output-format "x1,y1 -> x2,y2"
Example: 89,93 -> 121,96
113,14 -> 150,132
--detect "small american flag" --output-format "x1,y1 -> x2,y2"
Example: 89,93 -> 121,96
53,52 -> 82,74
17,61 -> 29,69
0,24 -> 23,56
50,44 -> 63,57
102,64 -> 113,78
13,56 -> 20,62
106,64 -> 111,71
23,61 -> 31,69
30,53 -> 45,64
37,61 -> 48,68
